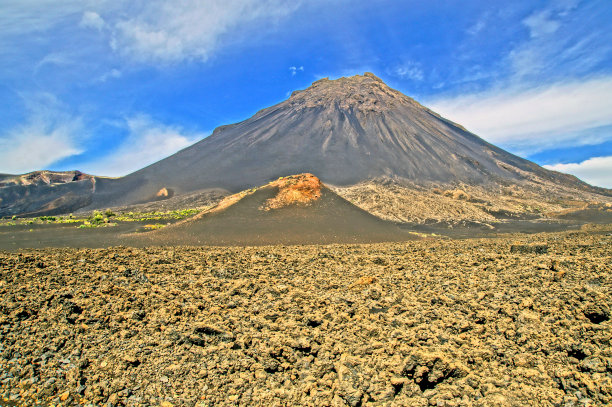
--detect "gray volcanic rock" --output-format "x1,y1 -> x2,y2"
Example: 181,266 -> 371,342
91,73 -> 607,208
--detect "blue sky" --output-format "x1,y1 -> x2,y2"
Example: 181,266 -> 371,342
1,0 -> 612,187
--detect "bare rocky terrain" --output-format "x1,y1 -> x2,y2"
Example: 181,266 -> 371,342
333,180 -> 612,225
1,226 -> 611,406
0,171 -> 101,218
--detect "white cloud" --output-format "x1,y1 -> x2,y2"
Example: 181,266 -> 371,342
83,115 -> 205,176
111,0 -> 302,63
0,102 -> 204,176
427,76 -> 612,151
544,156 -> 612,188
388,62 -> 424,81
289,66 -> 304,76
0,128 -> 82,175
97,68 -> 121,82
0,93 -> 83,174
79,11 -> 105,31
0,0 -> 112,37
522,10 -> 560,38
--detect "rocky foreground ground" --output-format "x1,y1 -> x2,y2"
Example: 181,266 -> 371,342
1,227 -> 611,406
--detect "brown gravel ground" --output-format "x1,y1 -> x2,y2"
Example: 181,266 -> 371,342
1,228 -> 611,406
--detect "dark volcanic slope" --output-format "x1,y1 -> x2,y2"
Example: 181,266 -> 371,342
131,174 -> 411,245
90,73 -> 606,208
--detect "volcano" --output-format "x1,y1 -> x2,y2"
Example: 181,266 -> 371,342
1,73 -> 610,219
89,73 -> 607,208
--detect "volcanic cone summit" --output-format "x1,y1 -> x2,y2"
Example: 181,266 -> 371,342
262,173 -> 322,210
288,72 -> 412,113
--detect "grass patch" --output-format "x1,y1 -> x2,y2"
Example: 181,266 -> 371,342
143,224 -> 167,230
77,211 -> 118,228
114,208 -> 199,222
0,208 -> 200,228
78,221 -> 117,229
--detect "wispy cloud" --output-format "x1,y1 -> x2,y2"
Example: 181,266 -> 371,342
522,9 -> 560,38
466,18 -> 486,36
506,1 -> 609,81
0,0 -> 104,37
544,155 -> 612,188
82,115 -> 205,176
97,68 -> 121,83
79,11 -> 105,31
34,53 -> 72,72
1,1 -> 302,64
111,0 -> 303,63
387,61 -> 424,81
427,75 -> 612,152
0,93 -> 83,174
289,66 -> 304,76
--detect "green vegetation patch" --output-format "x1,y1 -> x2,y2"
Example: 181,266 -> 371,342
0,208 -> 200,228
114,208 -> 199,222
77,211 -> 117,228
142,224 -> 167,230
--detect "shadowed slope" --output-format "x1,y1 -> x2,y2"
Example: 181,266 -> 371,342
130,174 -> 412,245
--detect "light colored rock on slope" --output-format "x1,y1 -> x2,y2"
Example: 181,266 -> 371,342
333,177 -> 612,224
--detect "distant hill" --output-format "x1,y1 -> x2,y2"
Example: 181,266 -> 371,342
0,171 -> 99,217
